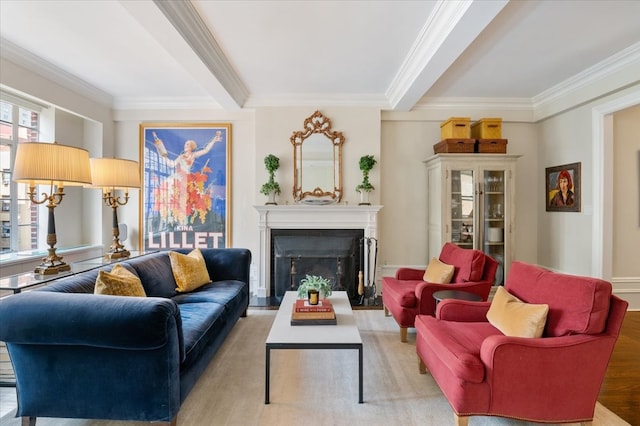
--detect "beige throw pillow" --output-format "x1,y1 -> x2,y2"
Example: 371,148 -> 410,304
169,249 -> 212,292
94,264 -> 146,297
423,257 -> 455,283
487,286 -> 549,338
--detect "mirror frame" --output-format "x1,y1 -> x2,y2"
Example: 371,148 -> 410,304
291,111 -> 344,203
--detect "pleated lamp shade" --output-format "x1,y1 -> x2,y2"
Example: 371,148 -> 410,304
89,158 -> 140,190
13,142 -> 92,186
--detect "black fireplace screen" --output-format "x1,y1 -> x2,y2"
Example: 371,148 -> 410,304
270,229 -> 364,304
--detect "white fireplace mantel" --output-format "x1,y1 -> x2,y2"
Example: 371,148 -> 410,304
254,204 -> 383,297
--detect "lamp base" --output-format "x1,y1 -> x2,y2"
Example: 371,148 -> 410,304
34,262 -> 71,276
104,249 -> 130,261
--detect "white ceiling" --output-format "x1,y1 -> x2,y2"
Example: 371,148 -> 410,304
1,0 -> 639,111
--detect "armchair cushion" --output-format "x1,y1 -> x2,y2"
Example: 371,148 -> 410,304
439,242 -> 485,282
486,286 -> 549,338
422,257 -> 454,283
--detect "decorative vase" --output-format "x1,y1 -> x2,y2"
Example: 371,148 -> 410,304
266,190 -> 277,205
358,190 -> 371,206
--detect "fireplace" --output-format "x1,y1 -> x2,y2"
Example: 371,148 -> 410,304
254,204 -> 383,302
271,229 -> 363,304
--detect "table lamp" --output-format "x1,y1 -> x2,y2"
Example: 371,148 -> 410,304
89,158 -> 140,260
13,141 -> 92,275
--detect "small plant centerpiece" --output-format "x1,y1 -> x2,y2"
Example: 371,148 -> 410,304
355,154 -> 377,205
297,274 -> 333,304
260,154 -> 281,205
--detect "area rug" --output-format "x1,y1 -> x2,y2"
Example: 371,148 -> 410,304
0,310 -> 627,426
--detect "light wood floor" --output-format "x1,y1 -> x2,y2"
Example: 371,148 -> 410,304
598,310 -> 640,425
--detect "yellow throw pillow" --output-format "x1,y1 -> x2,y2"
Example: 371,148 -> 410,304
423,257 -> 455,283
486,286 -> 549,338
94,264 -> 146,297
169,249 -> 212,292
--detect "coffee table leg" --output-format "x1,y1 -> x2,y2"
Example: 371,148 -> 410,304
358,344 -> 363,403
265,346 -> 270,404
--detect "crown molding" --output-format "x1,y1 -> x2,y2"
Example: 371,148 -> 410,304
152,0 -> 249,109
532,42 -> 640,120
113,96 -> 222,111
0,38 -> 114,108
244,93 -> 390,109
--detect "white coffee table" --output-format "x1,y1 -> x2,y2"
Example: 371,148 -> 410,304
265,291 -> 363,404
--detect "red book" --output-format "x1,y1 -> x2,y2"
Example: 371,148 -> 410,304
295,298 -> 333,312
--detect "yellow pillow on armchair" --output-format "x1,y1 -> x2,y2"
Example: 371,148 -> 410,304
423,257 -> 455,283
169,248 -> 212,292
486,286 -> 549,338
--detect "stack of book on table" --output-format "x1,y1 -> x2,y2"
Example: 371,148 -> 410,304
290,298 -> 337,325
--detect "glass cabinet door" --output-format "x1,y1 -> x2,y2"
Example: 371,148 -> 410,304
450,169 -> 475,248
483,169 -> 506,284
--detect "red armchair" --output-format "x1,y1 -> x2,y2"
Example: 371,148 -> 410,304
415,261 -> 628,425
382,242 -> 497,342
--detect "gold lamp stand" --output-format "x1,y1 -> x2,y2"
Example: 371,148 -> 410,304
102,189 -> 130,260
89,158 -> 140,260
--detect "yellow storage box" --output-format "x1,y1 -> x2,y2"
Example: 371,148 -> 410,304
471,118 -> 502,139
440,117 -> 471,139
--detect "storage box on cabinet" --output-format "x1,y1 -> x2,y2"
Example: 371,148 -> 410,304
440,117 -> 471,139
471,118 -> 502,139
434,138 -> 476,154
476,139 -> 508,153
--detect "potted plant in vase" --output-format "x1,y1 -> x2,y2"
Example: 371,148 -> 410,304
296,274 -> 333,304
355,154 -> 377,205
260,154 -> 281,205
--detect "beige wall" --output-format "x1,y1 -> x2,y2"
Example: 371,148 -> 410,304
613,105 -> 640,277
379,116 -> 540,270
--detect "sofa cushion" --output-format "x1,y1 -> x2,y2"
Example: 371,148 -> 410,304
94,264 -> 147,297
124,252 -> 178,298
415,314 -> 499,383
439,242 -> 486,282
178,301 -> 226,368
169,249 -> 212,292
423,258 -> 455,283
487,287 -> 548,338
506,262 -> 612,337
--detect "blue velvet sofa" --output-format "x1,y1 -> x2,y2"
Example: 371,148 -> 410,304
0,248 -> 251,426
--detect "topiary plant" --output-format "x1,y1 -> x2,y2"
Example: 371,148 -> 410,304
355,155 -> 377,193
260,154 -> 281,196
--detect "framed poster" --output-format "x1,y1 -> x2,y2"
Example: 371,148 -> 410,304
139,123 -> 231,250
545,162 -> 581,212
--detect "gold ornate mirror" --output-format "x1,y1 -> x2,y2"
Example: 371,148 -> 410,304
291,111 -> 344,204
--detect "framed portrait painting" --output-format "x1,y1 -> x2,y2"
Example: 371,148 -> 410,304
545,162 -> 581,212
139,123 -> 232,250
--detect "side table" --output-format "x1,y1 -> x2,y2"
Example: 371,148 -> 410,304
432,289 -> 482,314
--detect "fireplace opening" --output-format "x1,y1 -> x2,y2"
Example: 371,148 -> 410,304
270,229 -> 364,305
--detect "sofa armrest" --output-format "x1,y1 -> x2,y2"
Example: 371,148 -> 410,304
395,267 -> 425,280
0,292 -> 182,352
437,299 -> 491,321
480,333 -> 618,416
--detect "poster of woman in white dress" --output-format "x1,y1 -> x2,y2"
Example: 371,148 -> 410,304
140,123 -> 231,250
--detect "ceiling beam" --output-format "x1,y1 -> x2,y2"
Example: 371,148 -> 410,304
387,0 -> 509,112
119,0 -> 248,110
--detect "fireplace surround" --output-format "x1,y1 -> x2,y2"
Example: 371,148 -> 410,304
254,205 -> 382,300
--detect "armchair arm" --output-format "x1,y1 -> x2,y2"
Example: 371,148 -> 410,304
480,333 -> 618,419
436,299 -> 491,321
416,281 -> 492,317
395,267 -> 425,280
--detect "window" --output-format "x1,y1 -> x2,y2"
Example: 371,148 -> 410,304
0,98 -> 41,254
